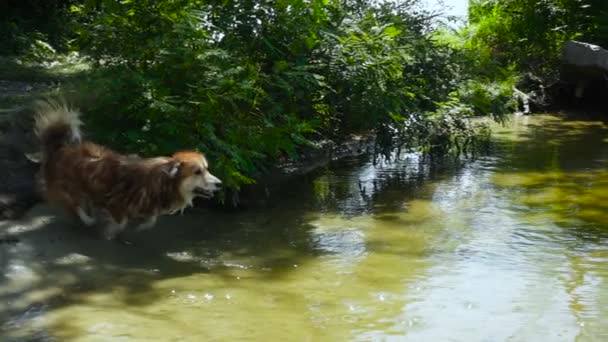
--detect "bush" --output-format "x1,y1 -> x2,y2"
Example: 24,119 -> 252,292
0,0 -> 78,55
467,0 -> 608,85
58,0 -> 495,199
458,78 -> 518,120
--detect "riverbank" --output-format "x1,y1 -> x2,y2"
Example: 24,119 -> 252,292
0,73 -> 377,218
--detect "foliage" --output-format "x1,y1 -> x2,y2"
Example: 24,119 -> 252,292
59,0 -> 491,199
457,78 -> 518,121
466,0 -> 608,84
0,0 -> 78,57
4,0 -> 607,201
1,0 -> 500,201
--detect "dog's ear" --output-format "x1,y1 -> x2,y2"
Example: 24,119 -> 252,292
162,161 -> 182,178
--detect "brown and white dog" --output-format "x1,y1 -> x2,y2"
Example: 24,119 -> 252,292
34,99 -> 222,239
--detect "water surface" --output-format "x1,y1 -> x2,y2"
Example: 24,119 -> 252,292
2,114 -> 608,341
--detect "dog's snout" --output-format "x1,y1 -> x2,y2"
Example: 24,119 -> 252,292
206,173 -> 222,186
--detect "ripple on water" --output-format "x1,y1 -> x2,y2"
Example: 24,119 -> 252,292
310,224 -> 367,259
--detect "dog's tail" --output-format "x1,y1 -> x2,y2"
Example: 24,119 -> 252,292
34,99 -> 82,157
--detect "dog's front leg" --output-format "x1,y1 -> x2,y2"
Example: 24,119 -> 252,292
135,216 -> 157,231
77,207 -> 96,226
103,218 -> 127,240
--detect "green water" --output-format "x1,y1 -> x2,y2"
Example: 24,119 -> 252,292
2,114 -> 608,341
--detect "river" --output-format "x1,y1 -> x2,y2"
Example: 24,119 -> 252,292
1,113 -> 608,341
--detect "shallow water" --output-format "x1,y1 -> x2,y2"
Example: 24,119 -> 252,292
2,114 -> 608,341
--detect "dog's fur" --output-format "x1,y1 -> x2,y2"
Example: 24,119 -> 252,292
34,99 -> 221,239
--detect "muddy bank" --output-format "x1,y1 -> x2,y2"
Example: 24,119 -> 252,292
235,134 -> 375,207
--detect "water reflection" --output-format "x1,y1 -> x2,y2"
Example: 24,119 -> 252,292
1,113 -> 608,341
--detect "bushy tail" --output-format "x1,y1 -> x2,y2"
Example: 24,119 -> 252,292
34,99 -> 82,156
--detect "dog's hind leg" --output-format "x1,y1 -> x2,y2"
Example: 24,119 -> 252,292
45,187 -> 82,222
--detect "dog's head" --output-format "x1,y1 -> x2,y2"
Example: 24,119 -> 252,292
168,151 -> 222,202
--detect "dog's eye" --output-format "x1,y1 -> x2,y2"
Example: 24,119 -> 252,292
195,169 -> 202,175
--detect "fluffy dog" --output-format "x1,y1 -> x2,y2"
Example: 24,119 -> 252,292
34,99 -> 222,239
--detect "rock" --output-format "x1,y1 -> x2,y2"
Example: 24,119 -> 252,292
0,157 -> 40,220
562,41 -> 608,70
276,134 -> 374,178
560,40 -> 608,99
0,89 -> 46,220
512,87 -> 531,115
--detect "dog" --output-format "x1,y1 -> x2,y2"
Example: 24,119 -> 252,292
34,99 -> 222,240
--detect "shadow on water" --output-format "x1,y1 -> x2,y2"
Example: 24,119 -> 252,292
491,114 -> 608,236
0,149 -> 464,341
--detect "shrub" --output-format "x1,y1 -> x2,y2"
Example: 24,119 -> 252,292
59,0 -> 495,199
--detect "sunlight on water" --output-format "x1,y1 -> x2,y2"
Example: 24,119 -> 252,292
2,113 -> 608,341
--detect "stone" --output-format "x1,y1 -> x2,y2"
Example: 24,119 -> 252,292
0,85 -> 46,220
560,40 -> 608,99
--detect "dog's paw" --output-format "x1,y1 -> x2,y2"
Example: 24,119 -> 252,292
102,230 -> 116,240
135,216 -> 157,232
102,220 -> 127,240
118,238 -> 134,246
